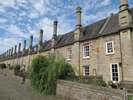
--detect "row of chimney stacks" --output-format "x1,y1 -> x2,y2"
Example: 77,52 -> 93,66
0,0 -> 131,58
2,5 -> 82,58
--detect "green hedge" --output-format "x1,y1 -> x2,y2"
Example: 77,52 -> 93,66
13,64 -> 21,75
67,76 -> 107,87
28,54 -> 75,95
0,63 -> 6,70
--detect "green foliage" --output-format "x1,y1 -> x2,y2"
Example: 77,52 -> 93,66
28,54 -> 75,95
68,76 -> 107,87
9,65 -> 14,70
128,96 -> 133,100
13,64 -> 21,75
0,63 -> 6,70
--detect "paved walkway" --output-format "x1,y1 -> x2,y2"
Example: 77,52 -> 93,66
0,70 -> 63,100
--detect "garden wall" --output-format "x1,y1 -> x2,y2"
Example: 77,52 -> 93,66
56,80 -> 125,100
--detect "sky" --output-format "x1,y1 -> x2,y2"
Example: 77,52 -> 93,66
0,0 -> 133,54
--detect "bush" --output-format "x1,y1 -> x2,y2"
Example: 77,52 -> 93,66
108,81 -> 119,88
13,64 -> 21,76
28,54 -> 75,95
66,76 -> 107,87
9,65 -> 14,70
0,63 -> 6,70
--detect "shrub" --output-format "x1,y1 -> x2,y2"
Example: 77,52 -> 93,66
28,54 -> 75,95
66,76 -> 107,87
108,81 -> 119,88
9,65 -> 14,70
13,64 -> 21,76
0,63 -> 6,70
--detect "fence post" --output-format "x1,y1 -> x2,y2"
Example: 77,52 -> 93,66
123,88 -> 127,100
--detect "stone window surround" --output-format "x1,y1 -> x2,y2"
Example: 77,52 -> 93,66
83,65 -> 89,76
110,63 -> 120,83
106,41 -> 114,55
66,47 -> 72,61
83,43 -> 90,59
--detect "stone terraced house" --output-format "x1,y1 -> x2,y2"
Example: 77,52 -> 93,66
0,0 -> 133,87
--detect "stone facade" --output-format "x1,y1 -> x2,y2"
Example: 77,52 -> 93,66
0,0 -> 133,85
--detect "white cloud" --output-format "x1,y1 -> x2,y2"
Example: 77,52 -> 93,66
0,37 -> 20,53
0,0 -> 16,7
7,25 -> 23,36
0,18 -> 7,23
38,18 -> 53,40
101,0 -> 111,6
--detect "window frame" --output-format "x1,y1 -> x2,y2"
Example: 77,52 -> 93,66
83,65 -> 89,77
66,47 -> 72,61
106,41 -> 114,55
83,44 -> 90,59
110,63 -> 120,83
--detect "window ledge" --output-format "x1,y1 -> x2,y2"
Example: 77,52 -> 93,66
83,56 -> 90,59
66,59 -> 72,61
106,52 -> 114,56
112,81 -> 119,84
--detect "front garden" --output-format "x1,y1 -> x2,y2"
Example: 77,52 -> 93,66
27,54 -> 107,95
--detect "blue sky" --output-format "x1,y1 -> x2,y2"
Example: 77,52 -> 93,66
0,0 -> 133,54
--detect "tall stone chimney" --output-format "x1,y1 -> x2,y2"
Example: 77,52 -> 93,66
76,6 -> 81,29
9,49 -> 11,57
53,20 -> 58,37
74,6 -> 82,41
11,47 -> 13,56
119,0 -> 133,82
39,29 -> 43,45
18,43 -> 21,53
38,29 -> 43,52
29,35 -> 33,53
14,45 -> 17,54
119,0 -> 131,28
7,50 -> 8,57
73,6 -> 82,76
51,20 -> 58,53
23,40 -> 26,51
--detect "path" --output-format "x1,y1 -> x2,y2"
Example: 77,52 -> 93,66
0,70 -> 63,100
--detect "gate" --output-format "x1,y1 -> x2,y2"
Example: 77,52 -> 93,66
124,89 -> 133,100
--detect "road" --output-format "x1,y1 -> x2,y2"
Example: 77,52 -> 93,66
0,70 -> 63,100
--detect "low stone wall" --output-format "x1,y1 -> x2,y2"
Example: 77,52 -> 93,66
56,80 -> 124,100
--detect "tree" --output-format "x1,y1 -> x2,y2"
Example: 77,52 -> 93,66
28,54 -> 75,95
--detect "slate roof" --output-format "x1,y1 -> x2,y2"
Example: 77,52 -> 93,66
40,8 -> 133,51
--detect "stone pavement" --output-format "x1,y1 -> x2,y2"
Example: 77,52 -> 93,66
0,70 -> 64,100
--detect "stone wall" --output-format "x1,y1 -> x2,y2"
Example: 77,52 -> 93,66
0,32 -> 133,83
56,80 -> 124,100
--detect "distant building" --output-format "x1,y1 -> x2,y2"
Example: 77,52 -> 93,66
0,0 -> 133,87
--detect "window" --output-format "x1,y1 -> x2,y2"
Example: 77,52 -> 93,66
83,65 -> 89,76
111,64 -> 119,82
67,47 -> 72,60
83,44 -> 90,58
93,69 -> 96,76
106,41 -> 114,54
